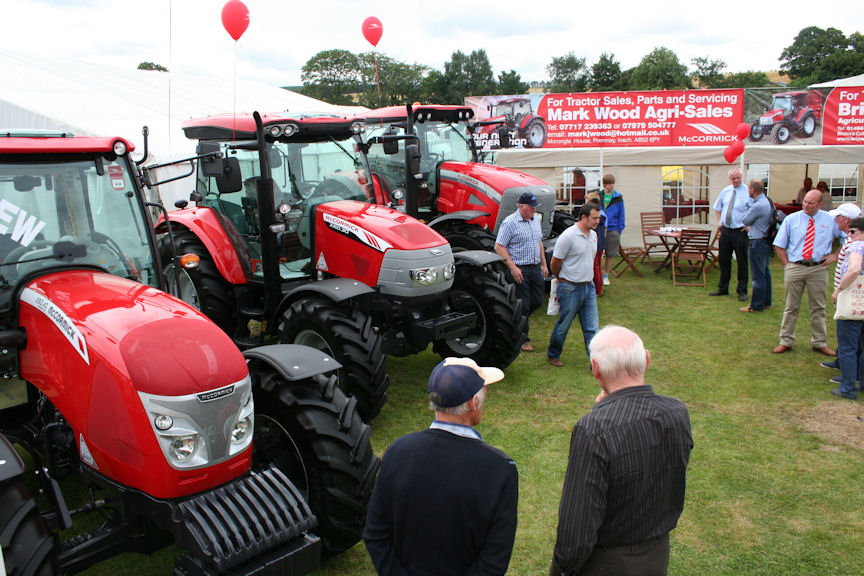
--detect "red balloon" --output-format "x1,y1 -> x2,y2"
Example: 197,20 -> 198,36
222,0 -> 250,41
723,144 -> 738,164
362,16 -> 383,47
732,139 -> 745,156
735,121 -> 750,140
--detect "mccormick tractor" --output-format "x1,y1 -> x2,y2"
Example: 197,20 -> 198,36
359,104 -> 573,254
156,112 -> 525,421
749,90 -> 823,144
0,130 -> 378,575
476,96 -> 547,149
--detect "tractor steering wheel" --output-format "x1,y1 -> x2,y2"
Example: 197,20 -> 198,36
1,240 -> 55,267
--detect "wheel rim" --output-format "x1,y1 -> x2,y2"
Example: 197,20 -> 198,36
778,126 -> 790,141
294,328 -> 334,357
252,414 -> 309,496
803,117 -> 815,134
528,124 -> 544,146
444,290 -> 488,355
165,264 -> 200,309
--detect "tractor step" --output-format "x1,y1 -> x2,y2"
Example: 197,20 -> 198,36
415,311 -> 477,342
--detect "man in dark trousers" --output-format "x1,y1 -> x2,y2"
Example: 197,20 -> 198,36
711,167 -> 751,301
550,326 -> 693,576
364,357 -> 519,576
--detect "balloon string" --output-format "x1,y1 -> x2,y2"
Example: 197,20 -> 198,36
233,41 -> 238,143
168,0 -> 173,156
374,51 -> 380,103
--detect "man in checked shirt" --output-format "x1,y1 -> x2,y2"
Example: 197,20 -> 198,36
549,326 -> 693,576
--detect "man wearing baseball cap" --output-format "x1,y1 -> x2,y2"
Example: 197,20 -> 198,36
364,357 -> 519,575
495,191 -> 548,352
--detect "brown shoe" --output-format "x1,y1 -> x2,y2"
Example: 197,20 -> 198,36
813,346 -> 837,357
521,341 -> 535,352
739,306 -> 758,313
547,356 -> 564,367
772,345 -> 792,354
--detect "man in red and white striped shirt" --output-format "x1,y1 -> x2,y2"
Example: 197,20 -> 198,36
822,203 -> 863,370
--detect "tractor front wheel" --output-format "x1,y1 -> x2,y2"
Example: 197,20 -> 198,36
251,371 -> 380,555
772,122 -> 792,144
551,212 -> 577,238
281,297 -> 389,421
749,124 -> 765,141
433,263 -> 526,369
0,472 -> 57,576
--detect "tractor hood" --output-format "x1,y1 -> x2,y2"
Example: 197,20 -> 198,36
440,160 -> 548,193
18,270 -> 248,398
316,199 -> 449,250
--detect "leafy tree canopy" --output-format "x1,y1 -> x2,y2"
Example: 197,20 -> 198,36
496,70 -> 529,95
630,46 -> 691,90
299,49 -> 361,105
690,57 -> 726,88
546,52 -> 588,93
588,53 -> 623,91
138,62 -> 168,72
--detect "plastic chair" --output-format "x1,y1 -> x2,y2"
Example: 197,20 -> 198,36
672,229 -> 712,287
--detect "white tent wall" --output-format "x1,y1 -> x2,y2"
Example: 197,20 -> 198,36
0,51 -> 367,208
497,146 -> 864,248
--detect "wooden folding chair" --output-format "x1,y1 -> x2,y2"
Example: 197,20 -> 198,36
672,228 -> 712,287
612,245 -> 645,278
639,212 -> 669,267
704,227 -> 721,273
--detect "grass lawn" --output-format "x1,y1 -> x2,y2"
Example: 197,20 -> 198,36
79,256 -> 864,575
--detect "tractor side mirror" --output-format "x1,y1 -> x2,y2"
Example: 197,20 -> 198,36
215,157 -> 242,194
381,135 -> 400,155
405,143 -> 422,177
198,142 -> 224,177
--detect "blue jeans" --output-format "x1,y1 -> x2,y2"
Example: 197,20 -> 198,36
835,319 -> 863,398
748,238 -> 772,311
547,282 -> 599,360
517,264 -> 545,340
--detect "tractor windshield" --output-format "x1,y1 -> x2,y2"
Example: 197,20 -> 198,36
771,96 -> 793,114
0,156 -> 159,310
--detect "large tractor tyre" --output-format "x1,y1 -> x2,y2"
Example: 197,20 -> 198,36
551,212 -> 578,238
433,263 -> 526,369
749,124 -> 765,141
281,297 -> 389,421
524,118 -> 547,148
772,123 -> 792,145
797,112 -> 817,137
251,371 -> 380,555
0,474 -> 57,576
159,230 -> 236,334
435,220 -> 497,252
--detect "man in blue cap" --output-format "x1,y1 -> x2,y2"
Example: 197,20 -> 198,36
364,357 -> 519,576
496,191 -> 548,352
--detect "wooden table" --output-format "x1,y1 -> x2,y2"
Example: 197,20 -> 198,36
648,227 -> 683,273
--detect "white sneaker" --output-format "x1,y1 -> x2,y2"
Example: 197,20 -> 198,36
602,275 -> 610,286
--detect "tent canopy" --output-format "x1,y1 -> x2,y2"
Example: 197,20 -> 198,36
809,73 -> 864,88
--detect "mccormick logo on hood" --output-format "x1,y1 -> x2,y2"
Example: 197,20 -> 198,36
20,287 -> 89,365
323,213 -> 393,252
197,385 -> 235,402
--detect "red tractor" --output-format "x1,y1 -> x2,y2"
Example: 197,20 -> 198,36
749,90 -> 823,144
358,104 -> 574,268
155,112 -> 525,421
0,130 -> 377,575
477,96 -> 547,149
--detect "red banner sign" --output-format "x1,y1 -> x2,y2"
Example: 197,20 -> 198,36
536,89 -> 745,147
821,86 -> 864,145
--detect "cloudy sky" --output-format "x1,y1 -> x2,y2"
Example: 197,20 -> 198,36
2,0 -> 860,88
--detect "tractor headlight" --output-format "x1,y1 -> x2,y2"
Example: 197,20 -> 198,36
154,414 -> 173,431
231,417 -> 252,445
169,434 -> 199,462
410,267 -> 439,285
443,263 -> 455,280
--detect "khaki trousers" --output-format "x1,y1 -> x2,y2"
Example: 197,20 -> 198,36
779,263 -> 829,348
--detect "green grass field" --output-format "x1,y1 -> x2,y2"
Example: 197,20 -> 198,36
80,257 -> 864,575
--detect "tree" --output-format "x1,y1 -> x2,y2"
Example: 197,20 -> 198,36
630,47 -> 691,90
495,70 -> 529,95
436,49 -> 497,103
355,53 -> 428,107
779,26 -> 848,82
546,52 -> 588,93
716,71 -> 771,88
690,57 -> 726,88
299,49 -> 361,105
588,53 -> 623,91
138,62 -> 168,72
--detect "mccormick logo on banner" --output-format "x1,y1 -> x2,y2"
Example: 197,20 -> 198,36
821,86 -> 864,145
536,89 -> 744,147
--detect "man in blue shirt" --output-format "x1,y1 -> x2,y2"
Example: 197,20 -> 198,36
772,189 -> 843,355
741,180 -> 774,312
495,192 -> 548,352
711,167 -> 751,301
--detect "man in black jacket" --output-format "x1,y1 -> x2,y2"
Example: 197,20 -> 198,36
550,326 -> 692,576
364,357 -> 519,576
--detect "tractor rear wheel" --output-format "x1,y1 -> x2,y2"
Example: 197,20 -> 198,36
435,220 -> 496,251
551,212 -> 577,237
281,297 -> 389,421
524,118 -> 547,148
251,370 -> 380,555
433,262 -> 526,369
0,473 -> 57,576
159,230 -> 236,334
772,123 -> 792,144
798,112 -> 816,137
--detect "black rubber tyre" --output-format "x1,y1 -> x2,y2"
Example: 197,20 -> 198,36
159,229 -> 236,334
251,370 -> 380,555
551,212 -> 577,238
749,124 -> 764,141
524,118 -> 547,148
797,112 -> 816,137
433,262 -> 526,369
0,474 -> 57,576
435,220 -> 497,252
772,123 -> 792,145
281,297 -> 389,421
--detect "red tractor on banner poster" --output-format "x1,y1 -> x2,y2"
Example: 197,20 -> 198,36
0,130 -> 378,575
359,104 -> 574,257
477,96 -> 547,149
155,112 -> 525,422
749,90 -> 823,144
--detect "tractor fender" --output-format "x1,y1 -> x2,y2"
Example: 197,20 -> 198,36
243,344 -> 342,383
275,278 -> 376,322
158,207 -> 247,284
428,210 -> 491,228
453,249 -> 505,267
0,434 -> 26,483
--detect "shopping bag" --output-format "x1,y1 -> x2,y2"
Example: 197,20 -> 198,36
547,278 -> 560,315
834,276 -> 864,320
